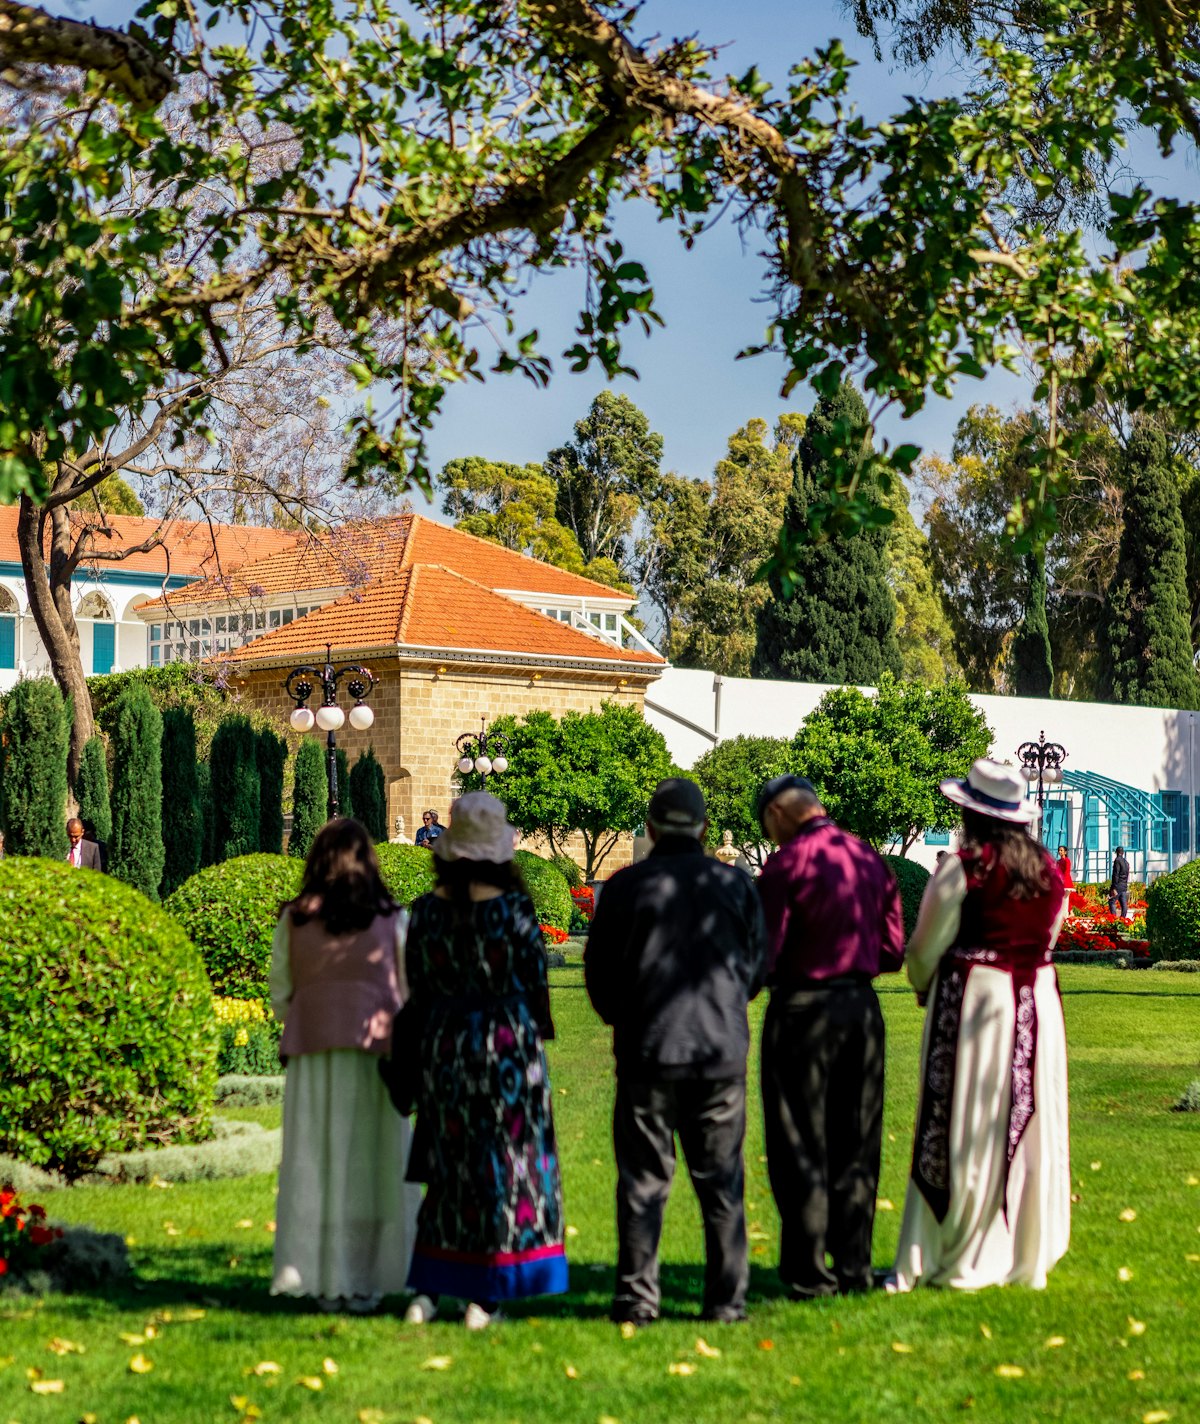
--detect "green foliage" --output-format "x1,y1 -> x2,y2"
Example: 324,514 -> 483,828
514,850 -> 573,932
69,473 -> 144,515
550,852 -> 585,888
109,684 -> 164,899
75,734 -> 112,845
792,676 -> 993,852
349,747 -> 387,843
466,704 -> 674,877
373,842 -> 437,906
334,746 -> 352,819
0,677 -> 69,858
1009,550 -> 1054,697
881,478 -> 962,685
215,1075 -> 285,1108
691,735 -> 793,869
1097,423 -> 1200,710
217,1020 -> 283,1077
90,664 -> 233,761
0,858 -> 217,1180
882,854 -> 932,939
164,855 -> 302,1002
197,759 -> 217,869
754,383 -> 902,684
1146,858 -> 1200,962
160,708 -> 202,897
210,715 -> 261,862
256,727 -> 287,855
289,739 -> 327,859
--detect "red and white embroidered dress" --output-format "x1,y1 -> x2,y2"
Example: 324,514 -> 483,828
892,847 -> 1071,1291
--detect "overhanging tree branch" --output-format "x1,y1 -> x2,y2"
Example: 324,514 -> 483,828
0,0 -> 174,106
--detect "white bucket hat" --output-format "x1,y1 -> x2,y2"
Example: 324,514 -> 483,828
432,791 -> 520,863
940,758 -> 1036,825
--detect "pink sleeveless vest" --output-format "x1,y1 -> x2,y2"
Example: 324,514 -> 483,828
278,909 -> 404,1058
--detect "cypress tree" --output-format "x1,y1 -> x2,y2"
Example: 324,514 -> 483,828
210,714 -> 261,861
75,734 -> 112,845
1010,551 -> 1054,697
160,707 -> 202,896
1097,423 -> 1200,709
334,745 -> 352,819
349,746 -> 387,842
197,760 -> 217,868
109,684 -> 165,898
753,382 -> 902,684
257,727 -> 287,854
290,738 -> 327,858
0,676 -> 69,857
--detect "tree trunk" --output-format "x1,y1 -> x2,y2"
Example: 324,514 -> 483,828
16,494 -> 96,789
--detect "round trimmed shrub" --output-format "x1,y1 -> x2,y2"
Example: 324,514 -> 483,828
551,852 -> 585,888
515,850 -> 572,932
165,854 -> 302,1002
883,855 -> 932,939
0,859 -> 217,1181
1146,859 -> 1200,961
374,842 -> 436,905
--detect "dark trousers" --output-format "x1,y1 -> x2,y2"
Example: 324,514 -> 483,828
1109,887 -> 1129,917
613,1076 -> 749,1320
761,982 -> 885,1297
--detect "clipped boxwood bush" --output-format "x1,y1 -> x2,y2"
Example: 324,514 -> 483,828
515,850 -> 573,932
165,854 -> 302,1002
1146,859 -> 1200,961
883,855 -> 932,939
374,842 -> 437,905
0,859 -> 217,1180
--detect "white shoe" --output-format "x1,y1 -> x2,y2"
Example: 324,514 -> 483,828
404,1294 -> 437,1324
464,1301 -> 497,1330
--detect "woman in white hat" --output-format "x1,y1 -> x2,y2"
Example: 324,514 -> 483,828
889,759 -> 1070,1292
401,792 -> 568,1328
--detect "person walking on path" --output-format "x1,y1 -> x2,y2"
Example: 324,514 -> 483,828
585,778 -> 767,1325
755,774 -> 904,1300
269,817 -> 419,1312
1108,845 -> 1130,919
402,792 -> 567,1329
889,759 -> 1069,1293
65,818 -> 102,870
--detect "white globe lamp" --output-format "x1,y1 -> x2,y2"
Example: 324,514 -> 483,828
315,704 -> 345,732
491,755 -> 508,774
457,755 -> 474,775
290,705 -> 315,732
474,755 -> 492,776
349,702 -> 375,731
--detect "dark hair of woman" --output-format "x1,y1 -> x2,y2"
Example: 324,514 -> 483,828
287,817 -> 398,935
959,808 -> 1054,900
434,855 -> 527,919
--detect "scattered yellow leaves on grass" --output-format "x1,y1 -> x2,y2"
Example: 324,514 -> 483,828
695,1338 -> 721,1359
1186,1254 -> 1200,1264
1119,1208 -> 1138,1222
128,1353 -> 154,1374
322,1357 -> 339,1375
619,1322 -> 637,1340
598,1416 -> 620,1424
236,1219 -> 254,1229
148,1174 -> 173,1189
1118,1267 -> 1134,1282
296,1376 -> 324,1391
1129,1370 -> 1146,1381
564,1365 -> 580,1379
1091,1161 -> 1102,1171
1128,1318 -> 1147,1337
1044,1336 -> 1066,1349
1186,1176 -> 1199,1187
667,1362 -> 696,1376
264,1221 -> 276,1233
356,1411 -> 385,1424
422,1356 -> 453,1371
119,1329 -> 155,1346
1143,1412 -> 1170,1423
891,1342 -> 914,1354
414,1416 -> 435,1424
757,1339 -> 774,1351
995,1365 -> 1025,1379
163,1223 -> 180,1237
28,1378 -> 65,1394
565,1225 -> 579,1238
876,1199 -> 895,1212
248,1361 -> 281,1376
46,1337 -> 84,1355
979,1324 -> 992,1340
174,1308 -> 206,1323
229,1397 -> 263,1419
789,1376 -> 802,1386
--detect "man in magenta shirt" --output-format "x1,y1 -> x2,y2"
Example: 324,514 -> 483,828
756,774 -> 905,1299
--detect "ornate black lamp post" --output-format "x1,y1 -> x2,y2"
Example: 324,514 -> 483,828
455,715 -> 509,789
285,644 -> 376,817
1016,730 -> 1068,818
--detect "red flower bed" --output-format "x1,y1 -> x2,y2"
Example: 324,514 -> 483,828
541,923 -> 569,946
0,1190 -> 63,1278
569,885 -> 595,920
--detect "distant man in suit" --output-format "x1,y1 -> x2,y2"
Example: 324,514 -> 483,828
66,818 -> 102,870
1108,845 -> 1130,919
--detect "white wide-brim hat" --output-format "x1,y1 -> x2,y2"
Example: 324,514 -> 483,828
432,791 -> 520,863
940,758 -> 1035,825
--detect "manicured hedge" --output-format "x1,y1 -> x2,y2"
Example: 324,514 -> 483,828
0,859 -> 217,1180
1146,859 -> 1200,961
165,854 -> 303,1002
516,850 -> 573,932
374,842 -> 437,906
883,855 -> 932,940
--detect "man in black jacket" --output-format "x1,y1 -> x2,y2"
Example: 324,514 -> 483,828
585,778 -> 767,1325
1109,845 -> 1130,918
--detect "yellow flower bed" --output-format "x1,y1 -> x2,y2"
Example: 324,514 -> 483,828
213,997 -> 268,1026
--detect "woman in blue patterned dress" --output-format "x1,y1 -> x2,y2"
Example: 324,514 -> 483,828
403,792 -> 568,1329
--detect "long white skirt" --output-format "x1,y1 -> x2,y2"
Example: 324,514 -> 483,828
892,964 -> 1071,1291
271,1048 -> 420,1303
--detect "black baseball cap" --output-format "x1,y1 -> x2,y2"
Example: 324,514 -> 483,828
757,774 -> 818,831
647,777 -> 708,830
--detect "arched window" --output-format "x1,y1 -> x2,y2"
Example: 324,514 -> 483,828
0,586 -> 17,671
78,591 -> 116,674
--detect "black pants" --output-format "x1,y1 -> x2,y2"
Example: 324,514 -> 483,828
613,1076 -> 749,1320
761,982 -> 885,1297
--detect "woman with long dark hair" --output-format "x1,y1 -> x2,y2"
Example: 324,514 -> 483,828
889,760 -> 1070,1292
269,817 -> 419,1311
402,792 -> 567,1329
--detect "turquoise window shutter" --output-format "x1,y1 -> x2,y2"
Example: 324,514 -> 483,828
92,620 -> 115,675
0,616 -> 14,669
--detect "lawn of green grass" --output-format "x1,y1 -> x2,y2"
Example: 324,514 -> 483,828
2,966 -> 1198,1424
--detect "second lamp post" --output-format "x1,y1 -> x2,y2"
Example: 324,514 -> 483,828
286,644 -> 376,817
455,716 -> 509,789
